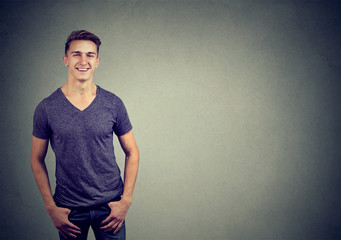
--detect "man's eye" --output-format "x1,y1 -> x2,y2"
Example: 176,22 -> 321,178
88,55 -> 94,58
73,54 -> 80,56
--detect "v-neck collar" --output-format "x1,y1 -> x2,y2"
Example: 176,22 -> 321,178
58,85 -> 100,112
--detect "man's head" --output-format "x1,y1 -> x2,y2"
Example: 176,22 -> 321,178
63,30 -> 101,82
65,30 -> 101,57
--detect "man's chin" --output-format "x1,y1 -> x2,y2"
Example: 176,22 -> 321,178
76,78 -> 90,82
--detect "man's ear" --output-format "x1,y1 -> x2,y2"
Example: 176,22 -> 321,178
63,56 -> 69,67
95,57 -> 101,68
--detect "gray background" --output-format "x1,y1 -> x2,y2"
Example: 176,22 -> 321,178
0,0 -> 340,239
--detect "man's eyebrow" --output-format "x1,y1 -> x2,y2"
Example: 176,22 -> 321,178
70,51 -> 97,55
71,51 -> 81,54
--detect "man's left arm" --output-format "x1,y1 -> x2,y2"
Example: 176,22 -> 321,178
101,130 -> 139,234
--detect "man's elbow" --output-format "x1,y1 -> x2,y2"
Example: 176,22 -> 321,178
30,155 -> 45,172
126,147 -> 139,162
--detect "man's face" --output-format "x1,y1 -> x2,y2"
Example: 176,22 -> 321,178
63,40 -> 100,82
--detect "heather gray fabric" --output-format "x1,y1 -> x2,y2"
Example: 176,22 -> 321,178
33,86 -> 132,208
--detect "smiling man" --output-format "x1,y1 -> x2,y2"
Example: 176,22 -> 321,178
31,30 -> 139,240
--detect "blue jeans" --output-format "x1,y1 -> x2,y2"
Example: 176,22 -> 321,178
59,202 -> 126,240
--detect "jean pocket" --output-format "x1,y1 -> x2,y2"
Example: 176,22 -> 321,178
68,209 -> 89,225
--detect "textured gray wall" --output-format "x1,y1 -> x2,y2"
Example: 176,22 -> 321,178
0,0 -> 340,239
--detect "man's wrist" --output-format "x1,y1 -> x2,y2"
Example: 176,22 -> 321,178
121,195 -> 132,206
45,202 -> 58,214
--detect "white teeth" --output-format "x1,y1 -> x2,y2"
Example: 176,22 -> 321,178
78,68 -> 88,71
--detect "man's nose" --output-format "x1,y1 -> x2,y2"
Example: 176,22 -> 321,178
80,55 -> 87,65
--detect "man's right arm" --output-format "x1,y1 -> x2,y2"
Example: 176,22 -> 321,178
30,136 -> 81,238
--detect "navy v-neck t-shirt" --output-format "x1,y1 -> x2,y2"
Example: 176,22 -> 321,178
33,86 -> 132,208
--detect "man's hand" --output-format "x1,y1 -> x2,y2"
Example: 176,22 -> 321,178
100,198 -> 131,234
47,206 -> 81,239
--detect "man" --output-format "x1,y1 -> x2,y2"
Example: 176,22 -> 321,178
31,30 -> 139,240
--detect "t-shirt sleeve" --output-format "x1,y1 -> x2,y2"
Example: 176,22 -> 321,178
113,99 -> 133,136
32,101 -> 51,139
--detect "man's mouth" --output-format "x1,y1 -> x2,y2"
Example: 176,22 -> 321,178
76,67 -> 90,72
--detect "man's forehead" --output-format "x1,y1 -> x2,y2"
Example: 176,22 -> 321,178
68,40 -> 97,53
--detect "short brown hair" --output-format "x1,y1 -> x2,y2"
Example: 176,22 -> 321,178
65,30 -> 101,56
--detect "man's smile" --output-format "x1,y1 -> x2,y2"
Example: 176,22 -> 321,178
76,67 -> 90,72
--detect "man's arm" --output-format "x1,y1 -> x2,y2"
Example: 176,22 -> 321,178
101,130 -> 140,234
30,136 -> 81,238
119,130 -> 140,204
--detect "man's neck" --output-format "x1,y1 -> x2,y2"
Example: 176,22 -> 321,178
61,80 -> 96,97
